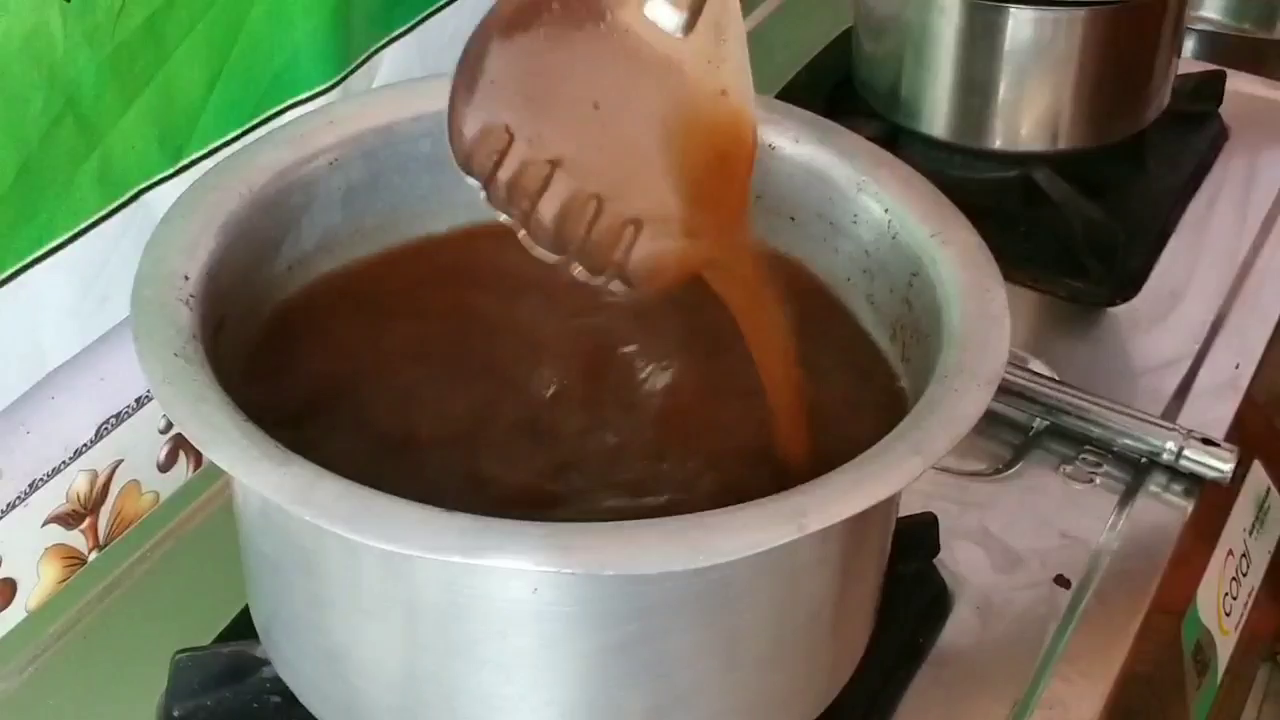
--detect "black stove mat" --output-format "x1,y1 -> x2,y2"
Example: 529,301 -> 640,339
158,512 -> 951,720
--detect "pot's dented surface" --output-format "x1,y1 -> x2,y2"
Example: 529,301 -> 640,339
130,76 -> 1008,720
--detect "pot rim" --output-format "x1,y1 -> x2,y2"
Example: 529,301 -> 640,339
131,76 -> 1010,575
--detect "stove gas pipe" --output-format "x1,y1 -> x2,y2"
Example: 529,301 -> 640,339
980,361 -> 1238,485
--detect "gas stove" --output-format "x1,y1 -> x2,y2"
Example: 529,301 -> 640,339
777,28 -> 1229,308
158,514 -> 951,720
5,4 -> 1280,720
89,50 -> 1280,720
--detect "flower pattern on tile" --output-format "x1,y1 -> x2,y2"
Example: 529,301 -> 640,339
0,557 -> 16,614
101,480 -> 159,547
41,459 -> 122,553
26,462 -> 160,612
157,414 -> 204,478
25,544 -> 87,612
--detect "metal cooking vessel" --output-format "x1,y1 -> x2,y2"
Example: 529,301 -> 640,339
851,0 -> 1190,152
131,76 -> 1009,720
1183,24 -> 1280,83
1189,0 -> 1280,37
1183,0 -> 1280,82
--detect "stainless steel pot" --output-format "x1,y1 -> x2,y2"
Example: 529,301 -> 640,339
1183,0 -> 1280,82
131,76 -> 1010,720
851,0 -> 1190,152
1189,0 -> 1280,37
1183,24 -> 1280,82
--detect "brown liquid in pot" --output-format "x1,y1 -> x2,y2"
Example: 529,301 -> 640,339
229,223 -> 909,522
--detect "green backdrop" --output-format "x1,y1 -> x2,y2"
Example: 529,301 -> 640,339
0,0 -> 451,284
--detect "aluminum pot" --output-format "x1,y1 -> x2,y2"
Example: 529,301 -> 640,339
851,0 -> 1190,152
131,76 -> 1009,720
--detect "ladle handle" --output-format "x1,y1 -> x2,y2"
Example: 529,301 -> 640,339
991,362 -> 1238,484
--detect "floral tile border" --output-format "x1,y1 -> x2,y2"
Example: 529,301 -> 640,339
0,323 -> 201,639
